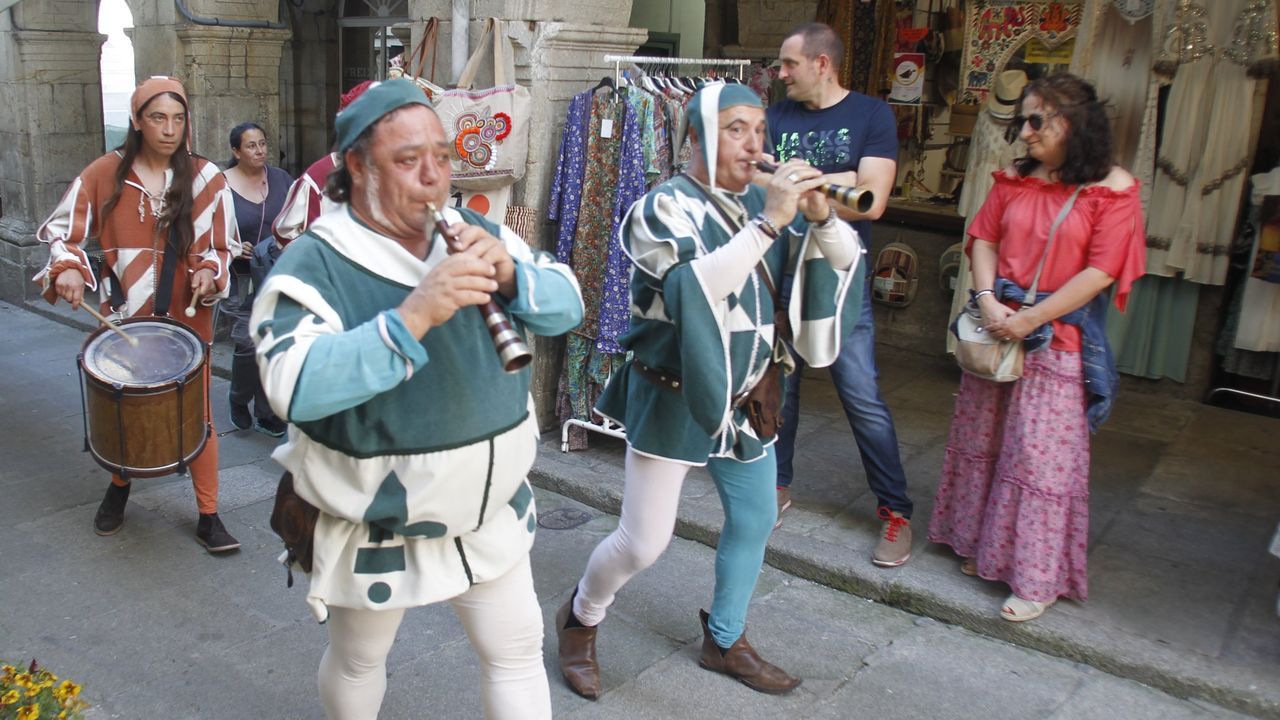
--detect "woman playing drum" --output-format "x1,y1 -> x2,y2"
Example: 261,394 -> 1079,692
33,76 -> 242,553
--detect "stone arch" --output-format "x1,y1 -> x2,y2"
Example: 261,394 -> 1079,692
98,0 -> 137,151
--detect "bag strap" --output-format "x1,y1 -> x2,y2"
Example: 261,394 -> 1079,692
1023,184 -> 1084,307
408,17 -> 441,83
456,18 -> 515,89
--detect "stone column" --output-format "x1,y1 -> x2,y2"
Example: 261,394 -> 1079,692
511,22 -> 649,431
410,1 -> 647,430
0,1 -> 105,303
172,25 -> 292,162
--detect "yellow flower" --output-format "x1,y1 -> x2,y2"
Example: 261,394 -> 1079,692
53,680 -> 79,701
2,665 -> 16,682
1,688 -> 22,705
16,703 -> 40,720
14,672 -> 32,690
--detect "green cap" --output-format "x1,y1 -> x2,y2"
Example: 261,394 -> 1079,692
335,78 -> 434,153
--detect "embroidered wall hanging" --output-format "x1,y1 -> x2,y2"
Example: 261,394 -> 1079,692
960,1 -> 1085,104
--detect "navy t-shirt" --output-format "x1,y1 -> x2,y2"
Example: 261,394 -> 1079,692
766,91 -> 897,244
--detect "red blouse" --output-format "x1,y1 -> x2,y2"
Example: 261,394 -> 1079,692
966,171 -> 1147,352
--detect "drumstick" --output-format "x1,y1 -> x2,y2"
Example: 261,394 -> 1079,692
184,290 -> 201,318
79,303 -> 139,347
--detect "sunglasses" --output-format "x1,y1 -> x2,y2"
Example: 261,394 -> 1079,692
1011,112 -> 1059,131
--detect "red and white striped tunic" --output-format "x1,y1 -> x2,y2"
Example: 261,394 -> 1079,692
34,151 -> 239,342
271,152 -> 340,247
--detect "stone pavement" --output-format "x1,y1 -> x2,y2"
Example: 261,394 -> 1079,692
534,344 -> 1280,717
0,299 -> 1274,719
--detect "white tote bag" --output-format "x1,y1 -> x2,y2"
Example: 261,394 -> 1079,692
436,18 -> 531,191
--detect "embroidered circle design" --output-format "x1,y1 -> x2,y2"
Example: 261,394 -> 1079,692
493,112 -> 512,141
368,582 -> 392,604
468,143 -> 491,168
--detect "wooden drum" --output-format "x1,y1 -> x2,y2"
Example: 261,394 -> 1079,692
78,316 -> 209,478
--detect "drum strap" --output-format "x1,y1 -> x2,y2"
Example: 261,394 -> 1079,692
152,224 -> 180,317
108,224 -> 180,316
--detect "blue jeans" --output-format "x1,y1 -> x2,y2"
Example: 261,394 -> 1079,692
775,276 -> 913,518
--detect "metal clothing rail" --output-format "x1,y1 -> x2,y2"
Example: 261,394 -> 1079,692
603,54 -> 752,84
1207,355 -> 1280,414
560,413 -> 627,453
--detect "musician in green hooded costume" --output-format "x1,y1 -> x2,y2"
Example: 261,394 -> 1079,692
555,83 -> 866,699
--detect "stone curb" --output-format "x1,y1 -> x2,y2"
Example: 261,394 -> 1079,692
529,459 -> 1280,719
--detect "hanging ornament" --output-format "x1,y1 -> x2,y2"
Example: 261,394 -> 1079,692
1223,0 -> 1279,78
1152,0 -> 1214,78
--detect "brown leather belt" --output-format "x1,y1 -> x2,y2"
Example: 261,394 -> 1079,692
632,361 -> 682,393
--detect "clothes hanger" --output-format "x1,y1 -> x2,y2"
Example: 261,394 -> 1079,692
590,75 -> 616,94
590,75 -> 622,105
640,70 -> 660,93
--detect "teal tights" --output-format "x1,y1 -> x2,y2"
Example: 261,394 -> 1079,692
575,446 -> 778,647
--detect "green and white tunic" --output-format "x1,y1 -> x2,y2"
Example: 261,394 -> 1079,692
250,205 -> 583,621
596,174 -> 865,465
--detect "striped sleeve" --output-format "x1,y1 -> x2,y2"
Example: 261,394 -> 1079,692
191,160 -> 239,302
272,172 -> 323,246
33,175 -> 98,303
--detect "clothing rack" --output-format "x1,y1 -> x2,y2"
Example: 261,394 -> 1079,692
603,54 -> 751,85
1207,359 -> 1280,413
560,412 -> 627,452
560,58 -> 751,453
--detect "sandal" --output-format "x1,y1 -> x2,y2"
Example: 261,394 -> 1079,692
959,558 -> 977,576
1000,594 -> 1056,622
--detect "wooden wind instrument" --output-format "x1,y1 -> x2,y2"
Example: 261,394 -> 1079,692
426,203 -> 533,373
753,160 -> 875,214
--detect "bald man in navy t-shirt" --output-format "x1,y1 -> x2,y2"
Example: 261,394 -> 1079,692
765,22 -> 914,569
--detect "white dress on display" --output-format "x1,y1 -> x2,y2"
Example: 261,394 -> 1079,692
1146,0 -> 1266,284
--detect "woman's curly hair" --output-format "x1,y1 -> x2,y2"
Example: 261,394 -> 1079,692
1013,73 -> 1114,186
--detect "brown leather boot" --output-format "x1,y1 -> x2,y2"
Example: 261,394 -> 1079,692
556,591 -> 601,700
697,609 -> 801,695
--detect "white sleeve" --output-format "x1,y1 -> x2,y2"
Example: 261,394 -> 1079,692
688,222 -> 775,301
810,219 -> 858,270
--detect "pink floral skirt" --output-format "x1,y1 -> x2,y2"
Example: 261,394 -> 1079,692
929,349 -> 1090,602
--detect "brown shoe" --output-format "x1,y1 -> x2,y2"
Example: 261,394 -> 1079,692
697,609 -> 801,695
774,486 -> 792,529
872,508 -> 912,567
556,591 -> 601,700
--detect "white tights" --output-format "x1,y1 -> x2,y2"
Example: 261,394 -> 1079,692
574,449 -> 688,626
318,555 -> 550,720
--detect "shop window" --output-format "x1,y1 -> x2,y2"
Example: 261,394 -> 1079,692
338,0 -> 411,93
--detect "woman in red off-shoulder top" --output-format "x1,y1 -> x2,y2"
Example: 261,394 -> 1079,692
928,73 -> 1146,622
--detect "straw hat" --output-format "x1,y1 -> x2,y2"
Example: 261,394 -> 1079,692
986,70 -> 1028,119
